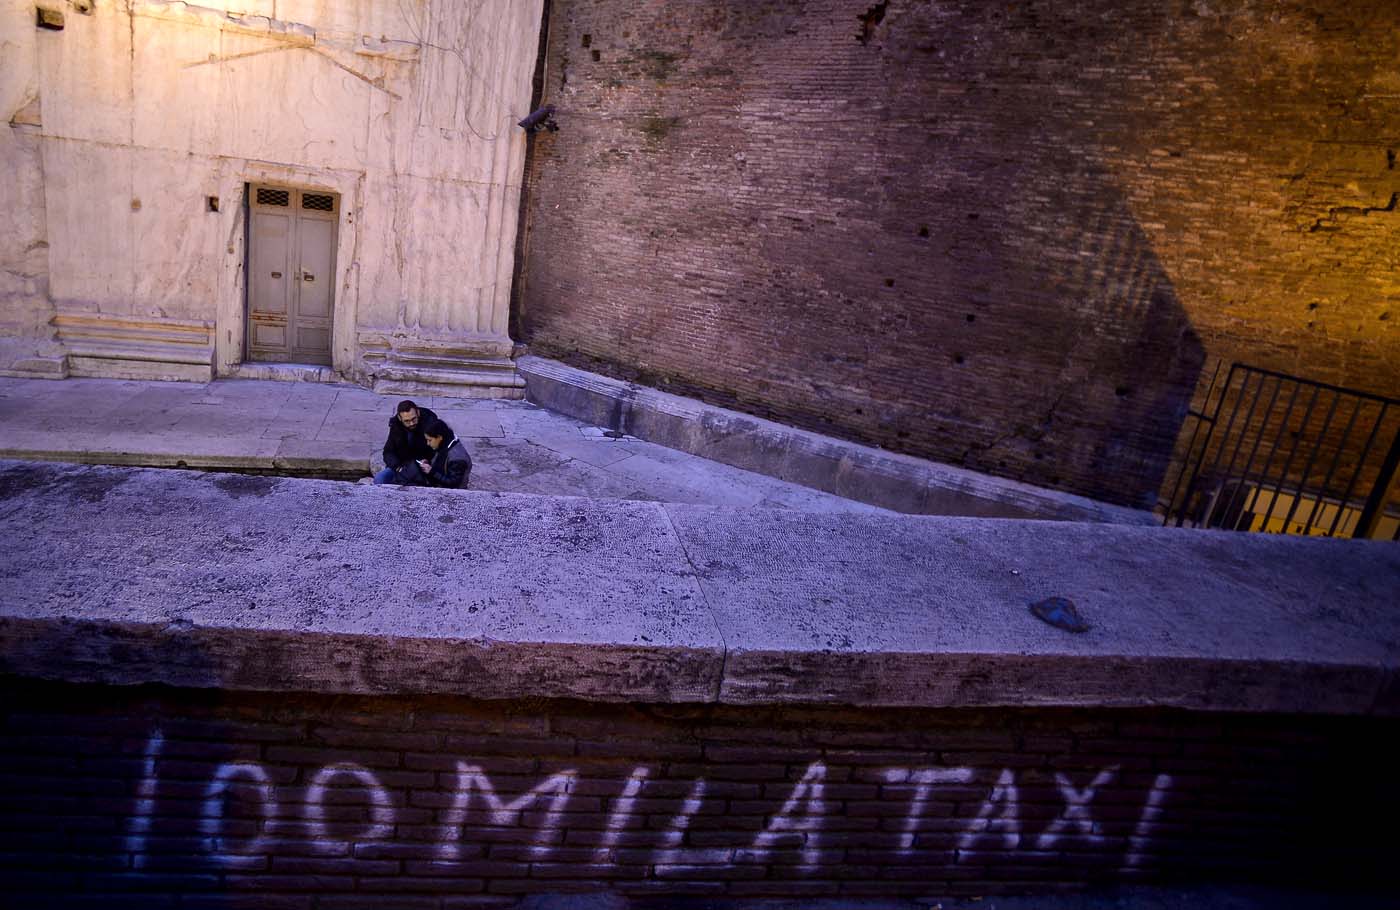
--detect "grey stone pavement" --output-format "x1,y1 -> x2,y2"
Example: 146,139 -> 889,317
0,376 -> 889,513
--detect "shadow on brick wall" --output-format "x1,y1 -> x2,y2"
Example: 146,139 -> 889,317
515,0 -> 1210,509
946,159 -> 1208,508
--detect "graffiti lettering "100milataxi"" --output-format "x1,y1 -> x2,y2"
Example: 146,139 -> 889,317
123,730 -> 1173,875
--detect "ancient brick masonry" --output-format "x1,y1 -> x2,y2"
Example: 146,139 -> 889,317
517,0 -> 1400,508
2,681 -> 1394,904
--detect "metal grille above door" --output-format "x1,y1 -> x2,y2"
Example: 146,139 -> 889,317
255,188 -> 290,207
1161,363 -> 1400,540
246,185 -> 339,367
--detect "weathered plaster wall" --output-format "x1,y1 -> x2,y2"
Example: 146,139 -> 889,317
2,681 -> 1394,902
0,0 -> 541,393
0,2 -> 60,375
518,0 -> 1400,507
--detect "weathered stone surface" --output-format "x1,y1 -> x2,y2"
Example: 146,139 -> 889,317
0,17 -> 57,379
663,506 -> 1400,713
0,459 -> 723,702
0,374 -> 900,510
2,459 -> 1398,715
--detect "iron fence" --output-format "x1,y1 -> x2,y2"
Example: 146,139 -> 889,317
1161,363 -> 1400,540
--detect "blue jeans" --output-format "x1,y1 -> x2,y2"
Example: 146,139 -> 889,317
373,463 -> 425,485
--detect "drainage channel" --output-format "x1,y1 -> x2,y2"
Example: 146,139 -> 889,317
168,463 -> 367,482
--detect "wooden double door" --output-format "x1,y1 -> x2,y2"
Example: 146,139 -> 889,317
246,184 -> 338,365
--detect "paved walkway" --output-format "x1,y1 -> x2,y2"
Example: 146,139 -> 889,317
0,376 -> 887,513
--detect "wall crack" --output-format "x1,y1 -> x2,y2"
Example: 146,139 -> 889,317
1307,192 -> 1399,232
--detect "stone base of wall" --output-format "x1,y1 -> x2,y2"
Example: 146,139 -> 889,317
519,355 -> 1154,523
2,680 -> 1392,904
52,314 -> 217,383
0,314 -> 219,382
0,349 -> 67,380
0,325 -> 531,397
359,333 -> 526,401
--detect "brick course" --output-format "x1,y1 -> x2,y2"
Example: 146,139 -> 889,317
1,680 -> 1394,903
517,0 -> 1400,508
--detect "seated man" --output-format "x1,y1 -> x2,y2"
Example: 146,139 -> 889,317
419,419 -> 473,489
373,399 -> 439,485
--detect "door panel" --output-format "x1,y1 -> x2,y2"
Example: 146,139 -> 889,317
249,211 -> 291,316
253,321 -> 287,349
297,326 -> 330,352
296,216 -> 335,320
246,184 -> 337,366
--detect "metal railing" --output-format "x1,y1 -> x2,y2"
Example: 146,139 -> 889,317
1161,363 -> 1400,540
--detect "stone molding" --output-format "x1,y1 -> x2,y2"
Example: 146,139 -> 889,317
53,312 -> 215,381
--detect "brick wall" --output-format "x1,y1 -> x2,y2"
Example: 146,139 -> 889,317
3,680 -> 1393,904
517,0 -> 1400,508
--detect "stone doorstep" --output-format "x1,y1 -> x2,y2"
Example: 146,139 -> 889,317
516,355 -> 1156,524
2,460 -> 1397,718
225,362 -> 338,383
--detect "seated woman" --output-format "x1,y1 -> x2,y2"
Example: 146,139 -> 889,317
417,419 -> 473,489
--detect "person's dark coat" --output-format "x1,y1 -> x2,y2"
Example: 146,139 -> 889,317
427,436 -> 473,489
382,406 -> 438,472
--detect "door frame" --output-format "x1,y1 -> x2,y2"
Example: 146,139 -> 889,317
243,182 -> 340,366
213,164 -> 361,379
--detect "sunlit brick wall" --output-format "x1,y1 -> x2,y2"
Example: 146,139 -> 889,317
517,0 -> 1400,508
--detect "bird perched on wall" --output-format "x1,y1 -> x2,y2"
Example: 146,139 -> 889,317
518,105 -> 559,134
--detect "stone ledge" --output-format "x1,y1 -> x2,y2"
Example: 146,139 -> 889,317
0,459 -> 1396,716
0,441 -> 366,478
517,355 -> 1155,523
0,617 -> 720,704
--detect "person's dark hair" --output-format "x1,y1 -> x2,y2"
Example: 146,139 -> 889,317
396,399 -> 418,415
423,419 -> 454,443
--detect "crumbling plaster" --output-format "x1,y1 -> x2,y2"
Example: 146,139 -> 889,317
0,0 -> 541,391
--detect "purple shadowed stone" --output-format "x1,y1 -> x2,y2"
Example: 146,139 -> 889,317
1030,596 -> 1089,633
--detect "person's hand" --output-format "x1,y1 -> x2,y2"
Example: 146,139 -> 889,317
417,459 -> 432,474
